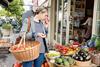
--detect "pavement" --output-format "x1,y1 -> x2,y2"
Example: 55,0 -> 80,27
0,54 -> 16,67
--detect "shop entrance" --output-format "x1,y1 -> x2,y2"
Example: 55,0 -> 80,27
70,0 -> 94,43
53,0 -> 95,45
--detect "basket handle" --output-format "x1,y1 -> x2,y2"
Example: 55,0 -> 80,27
18,32 -> 26,48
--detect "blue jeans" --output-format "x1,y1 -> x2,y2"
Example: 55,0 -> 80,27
23,53 -> 45,67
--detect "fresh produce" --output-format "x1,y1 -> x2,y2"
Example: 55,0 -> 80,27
67,57 -> 75,65
95,36 -> 100,51
12,45 -> 32,51
88,48 -> 96,52
55,58 -> 63,64
87,40 -> 95,48
47,50 -> 60,59
55,44 -> 78,55
55,56 -> 75,67
42,61 -> 49,67
55,44 -> 68,55
73,41 -> 80,46
13,62 -> 22,67
72,50 -> 91,61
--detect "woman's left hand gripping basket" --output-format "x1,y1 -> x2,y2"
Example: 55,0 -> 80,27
9,33 -> 40,62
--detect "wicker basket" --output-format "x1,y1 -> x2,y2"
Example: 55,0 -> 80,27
9,41 -> 40,62
75,60 -> 91,67
90,51 -> 100,66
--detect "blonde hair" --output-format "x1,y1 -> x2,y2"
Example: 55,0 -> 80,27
33,6 -> 48,15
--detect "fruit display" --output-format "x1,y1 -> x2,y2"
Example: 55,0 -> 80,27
72,41 -> 80,48
72,49 -> 91,61
55,44 -> 68,55
46,50 -> 60,59
55,56 -> 75,67
72,49 -> 92,67
55,44 -> 78,55
11,45 -> 32,52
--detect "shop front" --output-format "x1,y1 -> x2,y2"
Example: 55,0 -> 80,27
46,0 -> 100,67
49,0 -> 100,45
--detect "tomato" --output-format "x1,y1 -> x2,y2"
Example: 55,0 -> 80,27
13,62 -> 22,67
12,45 -> 32,51
41,64 -> 44,67
44,62 -> 49,67
89,48 -> 95,52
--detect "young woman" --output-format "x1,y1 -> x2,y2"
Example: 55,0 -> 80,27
20,6 -> 49,67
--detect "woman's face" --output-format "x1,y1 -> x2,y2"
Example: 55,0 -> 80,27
40,9 -> 48,20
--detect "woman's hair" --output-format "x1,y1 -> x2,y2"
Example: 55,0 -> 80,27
32,6 -> 48,15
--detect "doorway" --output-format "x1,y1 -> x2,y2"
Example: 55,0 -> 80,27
70,0 -> 94,43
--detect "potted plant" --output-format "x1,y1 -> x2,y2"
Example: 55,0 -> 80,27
1,23 -> 13,36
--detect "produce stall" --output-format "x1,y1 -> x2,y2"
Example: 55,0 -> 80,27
1,33 -> 98,67
45,36 -> 100,67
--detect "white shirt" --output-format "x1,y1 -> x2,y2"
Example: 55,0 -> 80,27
84,17 -> 92,26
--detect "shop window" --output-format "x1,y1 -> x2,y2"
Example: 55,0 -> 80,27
54,0 -> 70,45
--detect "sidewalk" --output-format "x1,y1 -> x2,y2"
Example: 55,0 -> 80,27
0,54 -> 16,67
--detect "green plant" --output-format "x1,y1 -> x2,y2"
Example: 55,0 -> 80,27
95,36 -> 100,51
2,23 -> 12,30
0,0 -> 24,25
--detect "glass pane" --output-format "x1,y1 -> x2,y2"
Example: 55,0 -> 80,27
96,21 -> 100,35
61,0 -> 68,45
54,0 -> 62,43
96,11 -> 100,20
62,17 -> 67,45
97,0 -> 100,11
55,0 -> 71,44
57,0 -> 62,43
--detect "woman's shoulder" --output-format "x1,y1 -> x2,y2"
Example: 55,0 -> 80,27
23,16 -> 34,23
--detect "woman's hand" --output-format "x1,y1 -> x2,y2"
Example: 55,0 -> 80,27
44,15 -> 49,28
82,23 -> 86,25
37,33 -> 46,38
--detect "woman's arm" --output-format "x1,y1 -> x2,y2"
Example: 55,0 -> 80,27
83,18 -> 92,25
20,18 -> 37,39
20,18 -> 46,39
